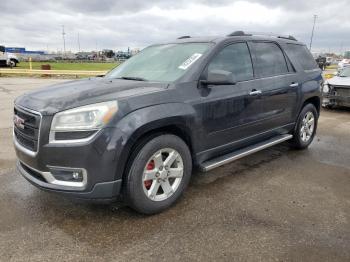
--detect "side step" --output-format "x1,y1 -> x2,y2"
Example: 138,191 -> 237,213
200,134 -> 293,172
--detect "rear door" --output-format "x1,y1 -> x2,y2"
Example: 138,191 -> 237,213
249,41 -> 299,132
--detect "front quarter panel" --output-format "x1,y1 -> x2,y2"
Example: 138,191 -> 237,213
110,103 -> 199,180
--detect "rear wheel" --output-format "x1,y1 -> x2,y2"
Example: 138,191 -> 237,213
125,134 -> 192,214
290,104 -> 318,149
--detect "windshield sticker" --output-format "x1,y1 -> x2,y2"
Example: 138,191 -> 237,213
178,53 -> 202,70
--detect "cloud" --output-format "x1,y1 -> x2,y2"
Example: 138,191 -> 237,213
1,0 -> 350,53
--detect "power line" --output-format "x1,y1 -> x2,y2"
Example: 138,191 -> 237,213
309,15 -> 318,51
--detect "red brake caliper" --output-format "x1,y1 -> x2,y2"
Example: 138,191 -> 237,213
144,160 -> 154,190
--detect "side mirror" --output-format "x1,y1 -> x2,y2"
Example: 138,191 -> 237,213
200,70 -> 236,86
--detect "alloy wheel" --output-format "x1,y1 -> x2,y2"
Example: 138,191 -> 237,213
142,148 -> 184,201
300,111 -> 315,142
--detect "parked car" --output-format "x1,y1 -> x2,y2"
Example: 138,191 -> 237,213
0,45 -> 19,67
326,56 -> 333,66
322,67 -> 350,108
338,59 -> 350,69
316,55 -> 326,70
13,31 -> 322,214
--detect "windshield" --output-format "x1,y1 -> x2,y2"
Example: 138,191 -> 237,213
339,67 -> 350,77
105,43 -> 212,82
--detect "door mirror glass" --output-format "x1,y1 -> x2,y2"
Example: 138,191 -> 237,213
202,70 -> 236,85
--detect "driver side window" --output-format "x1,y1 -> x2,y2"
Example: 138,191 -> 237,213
208,42 -> 254,82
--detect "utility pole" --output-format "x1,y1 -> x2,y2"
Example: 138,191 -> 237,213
77,32 -> 81,53
309,15 -> 318,51
62,25 -> 66,57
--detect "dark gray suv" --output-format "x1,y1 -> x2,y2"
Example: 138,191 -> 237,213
14,31 -> 322,214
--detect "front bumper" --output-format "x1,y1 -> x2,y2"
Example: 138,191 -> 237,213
17,161 -> 122,201
14,121 -> 128,201
322,95 -> 350,107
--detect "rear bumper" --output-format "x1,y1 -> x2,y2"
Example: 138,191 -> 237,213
17,161 -> 122,201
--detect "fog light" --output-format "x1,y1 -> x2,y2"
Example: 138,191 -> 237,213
72,172 -> 80,180
49,168 -> 84,182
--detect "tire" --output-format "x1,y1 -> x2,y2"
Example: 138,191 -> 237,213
9,60 -> 16,68
290,103 -> 318,149
125,134 -> 192,214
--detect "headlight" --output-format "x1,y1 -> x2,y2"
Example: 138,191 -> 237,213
323,84 -> 329,93
51,101 -> 118,132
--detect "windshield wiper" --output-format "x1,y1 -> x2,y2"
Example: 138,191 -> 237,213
118,76 -> 147,81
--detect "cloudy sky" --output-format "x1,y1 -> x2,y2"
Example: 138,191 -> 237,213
2,0 -> 350,53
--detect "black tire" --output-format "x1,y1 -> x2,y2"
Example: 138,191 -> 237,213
125,134 -> 192,214
9,60 -> 17,67
290,103 -> 318,149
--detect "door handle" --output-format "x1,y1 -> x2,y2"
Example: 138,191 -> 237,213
290,82 -> 299,87
249,90 -> 262,96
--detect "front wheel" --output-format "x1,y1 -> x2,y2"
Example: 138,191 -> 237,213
125,134 -> 192,214
290,104 -> 318,149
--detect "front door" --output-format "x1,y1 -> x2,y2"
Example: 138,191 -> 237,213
193,42 -> 264,159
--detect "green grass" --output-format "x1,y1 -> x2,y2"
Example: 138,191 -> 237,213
17,61 -> 119,71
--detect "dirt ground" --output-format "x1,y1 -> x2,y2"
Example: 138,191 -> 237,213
0,77 -> 349,262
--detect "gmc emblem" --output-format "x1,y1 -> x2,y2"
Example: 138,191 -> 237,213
13,115 -> 25,129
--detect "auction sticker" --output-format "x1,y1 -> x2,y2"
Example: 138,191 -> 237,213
178,53 -> 202,70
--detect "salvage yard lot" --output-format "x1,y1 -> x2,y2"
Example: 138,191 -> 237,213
17,61 -> 119,71
0,77 -> 349,261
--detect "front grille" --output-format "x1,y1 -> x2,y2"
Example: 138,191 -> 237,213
332,86 -> 350,97
14,106 -> 41,152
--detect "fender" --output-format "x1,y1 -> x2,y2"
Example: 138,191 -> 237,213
109,103 -> 200,180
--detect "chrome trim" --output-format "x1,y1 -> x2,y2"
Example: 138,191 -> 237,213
13,131 -> 37,157
48,129 -> 100,144
13,105 -> 42,156
201,134 -> 293,172
18,161 -> 88,190
249,90 -> 262,96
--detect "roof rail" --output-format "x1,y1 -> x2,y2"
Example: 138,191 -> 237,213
227,31 -> 252,37
227,31 -> 297,41
178,35 -> 191,39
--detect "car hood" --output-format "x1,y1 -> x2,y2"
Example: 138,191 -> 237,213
327,76 -> 350,87
15,77 -> 168,115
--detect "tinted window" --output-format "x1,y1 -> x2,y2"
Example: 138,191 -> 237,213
252,42 -> 289,77
285,44 -> 318,70
0,46 -> 5,53
208,43 -> 253,82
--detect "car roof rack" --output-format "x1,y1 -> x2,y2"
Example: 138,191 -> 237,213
227,31 -> 252,37
178,35 -> 191,39
227,31 -> 297,41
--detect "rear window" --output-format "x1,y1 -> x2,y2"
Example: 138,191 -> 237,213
251,42 -> 289,78
285,44 -> 318,71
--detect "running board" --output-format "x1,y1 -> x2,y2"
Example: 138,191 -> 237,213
200,134 -> 293,172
